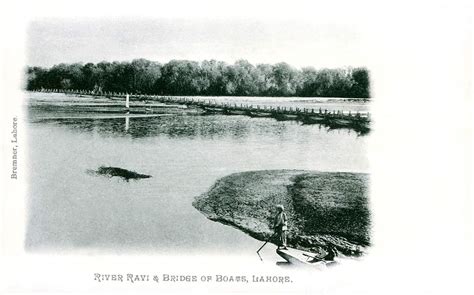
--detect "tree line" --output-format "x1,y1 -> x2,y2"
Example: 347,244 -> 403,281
26,59 -> 370,98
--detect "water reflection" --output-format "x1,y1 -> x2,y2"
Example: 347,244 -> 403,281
31,114 -> 309,139
31,112 -> 366,142
125,116 -> 129,132
26,97 -> 368,254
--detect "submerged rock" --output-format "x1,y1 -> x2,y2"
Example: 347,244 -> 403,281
193,170 -> 370,257
90,166 -> 151,181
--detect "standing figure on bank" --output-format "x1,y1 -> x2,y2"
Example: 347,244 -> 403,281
273,205 -> 288,250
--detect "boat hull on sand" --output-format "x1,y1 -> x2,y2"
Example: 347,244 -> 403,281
276,248 -> 332,268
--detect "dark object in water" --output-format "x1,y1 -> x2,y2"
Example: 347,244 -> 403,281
298,115 -> 325,125
223,109 -> 246,116
246,111 -> 272,118
271,113 -> 299,121
202,106 -> 224,114
91,166 -> 151,181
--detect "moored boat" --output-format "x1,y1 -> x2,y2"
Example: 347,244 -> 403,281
271,113 -> 299,121
224,109 -> 247,115
299,115 -> 325,124
246,111 -> 272,118
276,247 -> 330,268
203,106 -> 225,114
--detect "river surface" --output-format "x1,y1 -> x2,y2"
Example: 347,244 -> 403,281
26,93 -> 369,258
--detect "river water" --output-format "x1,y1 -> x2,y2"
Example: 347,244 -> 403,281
25,93 -> 369,258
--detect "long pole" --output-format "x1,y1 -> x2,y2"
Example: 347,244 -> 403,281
256,233 -> 277,261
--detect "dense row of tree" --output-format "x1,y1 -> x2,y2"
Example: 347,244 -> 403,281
26,59 -> 370,98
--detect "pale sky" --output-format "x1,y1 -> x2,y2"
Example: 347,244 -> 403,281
28,18 -> 369,69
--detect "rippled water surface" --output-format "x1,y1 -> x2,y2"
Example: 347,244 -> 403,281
26,93 -> 368,256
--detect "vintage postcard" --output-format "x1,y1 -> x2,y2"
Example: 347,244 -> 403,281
1,0 -> 473,294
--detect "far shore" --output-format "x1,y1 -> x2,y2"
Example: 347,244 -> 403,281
27,90 -> 370,103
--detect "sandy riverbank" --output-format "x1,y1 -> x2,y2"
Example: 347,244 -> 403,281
193,170 -> 370,256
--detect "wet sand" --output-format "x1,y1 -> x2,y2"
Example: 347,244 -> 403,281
193,170 -> 370,256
